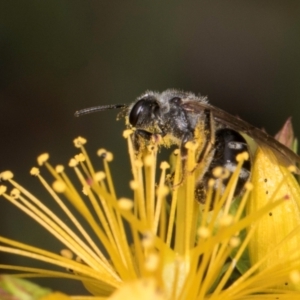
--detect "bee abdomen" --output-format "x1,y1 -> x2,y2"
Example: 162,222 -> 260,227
195,129 -> 251,207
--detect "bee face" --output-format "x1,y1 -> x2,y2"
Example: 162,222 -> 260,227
75,89 -> 300,205
126,90 -> 207,147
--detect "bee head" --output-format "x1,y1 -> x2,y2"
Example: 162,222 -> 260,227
128,93 -> 161,130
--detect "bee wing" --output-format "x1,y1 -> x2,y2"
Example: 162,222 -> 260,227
182,100 -> 300,170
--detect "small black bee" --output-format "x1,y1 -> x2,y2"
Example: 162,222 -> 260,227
75,89 -> 300,203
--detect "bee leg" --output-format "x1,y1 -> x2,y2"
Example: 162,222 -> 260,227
186,109 -> 216,176
172,131 -> 194,188
194,179 -> 208,204
173,109 -> 216,189
194,109 -> 217,204
196,109 -> 216,165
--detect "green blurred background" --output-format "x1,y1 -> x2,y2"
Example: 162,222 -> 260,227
1,0 -> 300,295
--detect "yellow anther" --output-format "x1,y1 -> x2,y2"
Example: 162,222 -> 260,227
105,152 -> 114,162
118,198 -> 134,210
208,178 -> 215,187
69,158 -> 78,167
55,165 -> 64,173
219,214 -> 234,227
144,155 -> 154,167
10,188 -> 20,199
97,148 -> 107,157
30,167 -> 40,176
123,129 -> 133,138
52,180 -> 66,193
1,171 -> 14,180
73,137 -> 87,148
245,181 -> 253,191
229,237 -> 240,248
60,249 -> 74,259
0,185 -> 7,195
129,180 -> 139,190
212,167 -> 223,178
160,161 -> 170,169
197,226 -> 211,239
94,172 -> 106,182
288,165 -> 297,173
75,153 -> 86,162
157,185 -> 169,197
236,151 -> 249,162
37,153 -> 49,166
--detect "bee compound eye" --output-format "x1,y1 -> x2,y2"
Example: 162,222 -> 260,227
129,98 -> 159,127
129,99 -> 147,126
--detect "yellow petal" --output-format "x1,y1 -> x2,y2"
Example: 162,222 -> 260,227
247,147 -> 300,288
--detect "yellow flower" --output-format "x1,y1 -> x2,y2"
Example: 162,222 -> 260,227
0,131 -> 300,299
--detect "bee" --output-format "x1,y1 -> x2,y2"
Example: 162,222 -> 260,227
75,89 -> 300,203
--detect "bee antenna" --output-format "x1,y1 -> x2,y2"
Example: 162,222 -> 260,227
74,104 -> 127,117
